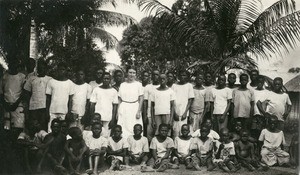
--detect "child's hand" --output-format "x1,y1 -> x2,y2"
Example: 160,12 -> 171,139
108,120 -> 116,129
155,158 -> 162,165
152,121 -> 157,129
174,113 -> 180,121
181,113 -> 187,121
188,116 -> 193,124
136,112 -> 141,119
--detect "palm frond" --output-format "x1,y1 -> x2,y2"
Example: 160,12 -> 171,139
236,0 -> 261,33
88,27 -> 119,49
136,0 -> 173,17
93,10 -> 137,27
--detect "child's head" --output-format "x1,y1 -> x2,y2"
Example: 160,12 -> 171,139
51,118 -> 61,135
239,73 -> 249,86
95,67 -> 104,80
102,72 -> 111,87
141,70 -> 150,84
240,130 -> 249,142
217,75 -> 226,87
113,70 -> 123,84
228,73 -> 236,85
158,123 -> 169,137
37,60 -> 47,76
76,69 -> 85,82
68,127 -> 83,141
152,69 -> 160,83
200,124 -> 210,139
257,75 -> 265,89
133,124 -> 143,136
181,124 -> 190,137
204,72 -> 213,85
60,120 -> 68,134
204,118 -> 212,129
178,70 -> 189,83
166,71 -> 175,84
195,74 -> 204,86
268,115 -> 278,130
26,57 -> 36,73
91,113 -> 101,124
273,77 -> 283,92
234,120 -> 242,133
220,128 -> 230,143
112,125 -> 122,138
27,119 -> 41,134
91,122 -> 102,137
250,69 -> 259,82
159,73 -> 167,86
57,62 -> 67,78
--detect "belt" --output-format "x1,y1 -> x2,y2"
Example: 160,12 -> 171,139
121,99 -> 138,103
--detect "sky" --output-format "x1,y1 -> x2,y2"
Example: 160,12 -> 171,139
99,0 -> 300,74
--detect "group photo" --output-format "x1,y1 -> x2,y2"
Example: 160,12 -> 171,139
0,0 -> 299,175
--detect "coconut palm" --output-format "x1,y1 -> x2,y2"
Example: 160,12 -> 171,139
134,0 -> 300,74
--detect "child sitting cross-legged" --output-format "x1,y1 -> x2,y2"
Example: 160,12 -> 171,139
127,124 -> 149,166
84,122 -> 108,175
191,118 -> 220,141
188,124 -> 216,171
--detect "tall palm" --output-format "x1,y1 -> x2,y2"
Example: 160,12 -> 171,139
135,0 -> 300,73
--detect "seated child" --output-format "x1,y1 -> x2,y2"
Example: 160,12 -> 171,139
230,120 -> 256,143
213,128 -> 240,172
83,113 -> 108,138
188,124 -> 216,171
127,124 -> 149,166
84,122 -> 108,175
259,115 -> 290,167
172,124 -> 192,168
65,127 -> 88,175
106,125 -> 129,171
143,123 -> 174,172
17,120 -> 48,173
191,118 -> 220,141
289,122 -> 299,168
235,130 -> 266,171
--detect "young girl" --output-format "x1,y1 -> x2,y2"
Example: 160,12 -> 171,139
106,125 -> 129,171
259,115 -> 290,167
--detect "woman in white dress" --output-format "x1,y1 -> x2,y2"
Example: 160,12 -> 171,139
117,67 -> 144,138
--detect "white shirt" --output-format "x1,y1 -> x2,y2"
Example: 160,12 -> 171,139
214,140 -> 235,160
127,135 -> 149,157
174,137 -> 192,157
150,137 -> 174,158
2,72 -> 26,103
210,87 -> 232,114
253,89 -> 269,115
89,81 -> 102,90
191,129 -> 220,140
259,129 -> 286,148
172,83 -> 195,116
24,75 -> 52,110
46,79 -> 75,114
71,83 -> 92,116
190,137 -> 213,155
90,87 -> 118,121
190,87 -> 206,113
265,91 -> 292,121
84,135 -> 108,150
144,84 -> 160,117
150,88 -> 175,115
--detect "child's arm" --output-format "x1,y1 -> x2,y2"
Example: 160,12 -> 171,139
250,101 -> 254,118
221,99 -> 231,123
107,147 -> 125,156
162,148 -> 172,160
182,98 -> 193,121
46,94 -> 51,114
110,104 -> 118,129
151,101 -> 156,129
235,142 -> 247,161
90,102 -> 95,116
68,95 -> 73,114
283,104 -> 292,120
137,95 -> 144,119
173,148 -> 181,158
77,141 -> 88,159
170,100 -> 175,126
151,149 -> 158,160
64,140 -> 76,160
210,102 -> 214,119
257,100 -> 267,116
215,143 -> 224,159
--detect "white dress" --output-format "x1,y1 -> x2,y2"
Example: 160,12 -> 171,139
117,81 -> 144,138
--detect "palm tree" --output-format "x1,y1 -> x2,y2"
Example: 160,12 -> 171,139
134,0 -> 300,74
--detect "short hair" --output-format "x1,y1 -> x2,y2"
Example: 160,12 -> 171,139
179,69 -> 190,77
126,65 -> 137,73
92,122 -> 102,128
220,128 -> 229,135
113,125 -> 122,132
152,69 -> 160,75
240,73 -> 249,79
51,118 -> 61,127
141,70 -> 149,76
257,75 -> 265,81
217,74 -> 226,79
96,67 -> 105,72
181,124 -> 189,129
239,129 -> 249,136
166,71 -> 174,76
228,73 -> 236,77
134,124 -> 143,129
37,59 -> 47,68
93,113 -> 101,119
103,72 -> 111,78
113,69 -> 123,77
274,77 -> 283,83
68,127 -> 82,138
200,123 -> 209,131
250,69 -> 259,74
158,123 -> 169,131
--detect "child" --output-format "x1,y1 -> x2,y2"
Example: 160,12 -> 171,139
190,74 -> 206,131
83,113 -> 108,138
235,130 -> 265,171
112,70 -> 123,91
232,74 -> 254,130
213,128 -> 240,172
106,125 -> 129,171
71,69 -> 92,130
146,123 -> 174,172
248,69 -> 259,90
259,115 -> 290,167
89,67 -> 104,90
203,72 -> 215,122
227,73 -> 238,131
150,73 -> 175,136
209,75 -> 231,132
172,70 -> 194,138
84,122 -> 107,175
46,63 -> 75,132
172,124 -> 192,168
188,124 -> 216,171
24,60 -> 52,131
257,77 -> 292,131
166,71 -> 175,88
127,124 -> 149,165
191,118 -> 220,141
289,122 -> 299,168
90,72 -> 118,136
65,127 -> 88,174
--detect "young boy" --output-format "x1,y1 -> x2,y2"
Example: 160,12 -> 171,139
257,77 -> 292,131
172,70 -> 194,138
259,115 -> 290,167
150,73 -> 175,136
248,69 -> 259,90
172,124 -> 192,168
89,67 -> 104,90
71,69 -> 92,130
106,125 -> 129,171
46,63 -> 75,132
191,118 -> 220,141
24,60 -> 52,131
127,124 -> 149,165
84,122 -> 107,175
65,127 -> 88,174
166,71 -> 175,88
190,74 -> 206,131
147,123 -> 174,172
112,70 -> 123,91
83,113 -> 108,138
213,128 -> 240,172
227,73 -> 238,131
90,72 -> 118,137
232,74 -> 254,130
209,75 -> 231,132
203,72 -> 215,122
189,124 -> 216,171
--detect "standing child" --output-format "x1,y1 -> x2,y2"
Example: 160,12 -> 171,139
106,125 -> 129,171
65,127 -> 88,174
150,73 -> 175,136
209,75 -> 231,132
190,74 -> 206,131
172,70 -> 194,138
84,122 -> 108,175
188,124 -> 216,171
172,124 -> 192,168
232,74 -> 254,130
257,77 -> 292,131
213,128 -> 240,172
166,71 -> 175,88
89,68 -> 104,90
227,73 -> 238,131
112,70 -> 123,92
127,124 -> 149,166
90,72 -> 118,137
71,69 -> 92,130
259,115 -> 290,167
